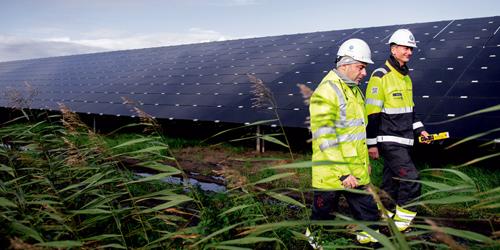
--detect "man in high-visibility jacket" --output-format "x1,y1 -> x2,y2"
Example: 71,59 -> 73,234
365,29 -> 430,232
309,38 -> 379,246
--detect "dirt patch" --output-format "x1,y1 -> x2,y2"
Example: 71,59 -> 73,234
171,145 -> 295,178
169,146 -> 500,236
122,145 -> 500,237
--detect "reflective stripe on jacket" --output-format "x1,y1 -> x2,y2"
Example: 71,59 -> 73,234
310,70 -> 370,189
365,58 -> 425,147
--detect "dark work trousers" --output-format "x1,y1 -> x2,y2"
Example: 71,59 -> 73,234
379,144 -> 421,212
311,186 -> 380,228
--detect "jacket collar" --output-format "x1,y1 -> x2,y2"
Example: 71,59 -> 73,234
332,69 -> 357,87
331,69 -> 364,100
388,55 -> 409,76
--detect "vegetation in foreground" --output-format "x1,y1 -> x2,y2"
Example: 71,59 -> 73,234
0,107 -> 499,249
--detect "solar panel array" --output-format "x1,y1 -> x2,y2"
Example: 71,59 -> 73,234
0,16 -> 498,139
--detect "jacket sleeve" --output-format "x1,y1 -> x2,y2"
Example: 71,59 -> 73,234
365,76 -> 384,147
310,82 -> 351,178
412,106 -> 426,135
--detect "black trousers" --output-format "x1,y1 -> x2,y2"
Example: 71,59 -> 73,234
311,186 -> 380,223
380,144 -> 421,212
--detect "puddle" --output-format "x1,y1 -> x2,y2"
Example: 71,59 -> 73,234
136,173 -> 226,192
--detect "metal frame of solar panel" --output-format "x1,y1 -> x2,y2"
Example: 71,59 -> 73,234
0,16 -> 498,139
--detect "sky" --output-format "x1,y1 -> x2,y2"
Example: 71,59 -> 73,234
1,0 -> 499,62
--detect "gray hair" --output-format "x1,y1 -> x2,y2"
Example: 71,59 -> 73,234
336,56 -> 359,68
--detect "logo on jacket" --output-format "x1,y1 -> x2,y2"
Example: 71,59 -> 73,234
371,87 -> 378,94
392,92 -> 403,99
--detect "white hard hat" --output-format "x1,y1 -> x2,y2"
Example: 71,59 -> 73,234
337,38 -> 373,64
388,29 -> 417,48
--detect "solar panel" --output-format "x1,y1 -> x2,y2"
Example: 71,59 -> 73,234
0,16 -> 499,140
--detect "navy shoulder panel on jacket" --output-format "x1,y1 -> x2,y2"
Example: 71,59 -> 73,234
371,65 -> 390,78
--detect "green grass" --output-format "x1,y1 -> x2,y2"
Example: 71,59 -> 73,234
0,114 -> 499,249
457,165 -> 500,192
369,157 -> 500,219
370,158 -> 499,192
104,133 -> 200,151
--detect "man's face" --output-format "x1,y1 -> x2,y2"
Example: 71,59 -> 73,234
343,63 -> 367,84
391,45 -> 413,64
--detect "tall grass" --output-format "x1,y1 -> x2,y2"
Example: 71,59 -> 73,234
0,106 -> 499,249
0,105 -> 199,248
202,75 -> 295,160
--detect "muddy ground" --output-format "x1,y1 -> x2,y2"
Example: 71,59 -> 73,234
124,145 -> 500,239
171,145 -> 296,183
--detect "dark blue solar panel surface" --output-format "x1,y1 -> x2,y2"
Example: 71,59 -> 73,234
0,16 -> 499,139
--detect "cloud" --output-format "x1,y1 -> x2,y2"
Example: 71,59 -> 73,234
204,0 -> 259,6
0,36 -> 104,62
65,28 -> 231,50
0,28 -> 234,62
224,0 -> 259,5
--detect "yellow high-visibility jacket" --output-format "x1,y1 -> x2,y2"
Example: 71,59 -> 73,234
365,57 -> 425,147
310,70 -> 370,189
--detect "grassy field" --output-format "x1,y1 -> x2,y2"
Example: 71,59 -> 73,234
0,111 -> 499,249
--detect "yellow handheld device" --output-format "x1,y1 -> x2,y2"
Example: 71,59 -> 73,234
419,132 -> 450,143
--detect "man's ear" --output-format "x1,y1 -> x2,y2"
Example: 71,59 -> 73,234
337,64 -> 346,72
390,44 -> 397,55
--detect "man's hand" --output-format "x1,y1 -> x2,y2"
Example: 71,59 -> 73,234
420,131 -> 431,144
341,175 -> 359,189
368,147 -> 379,159
368,164 -> 372,175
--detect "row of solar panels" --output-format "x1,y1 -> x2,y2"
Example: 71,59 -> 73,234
0,41 -> 495,77
0,16 -> 499,139
1,19 -> 497,74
